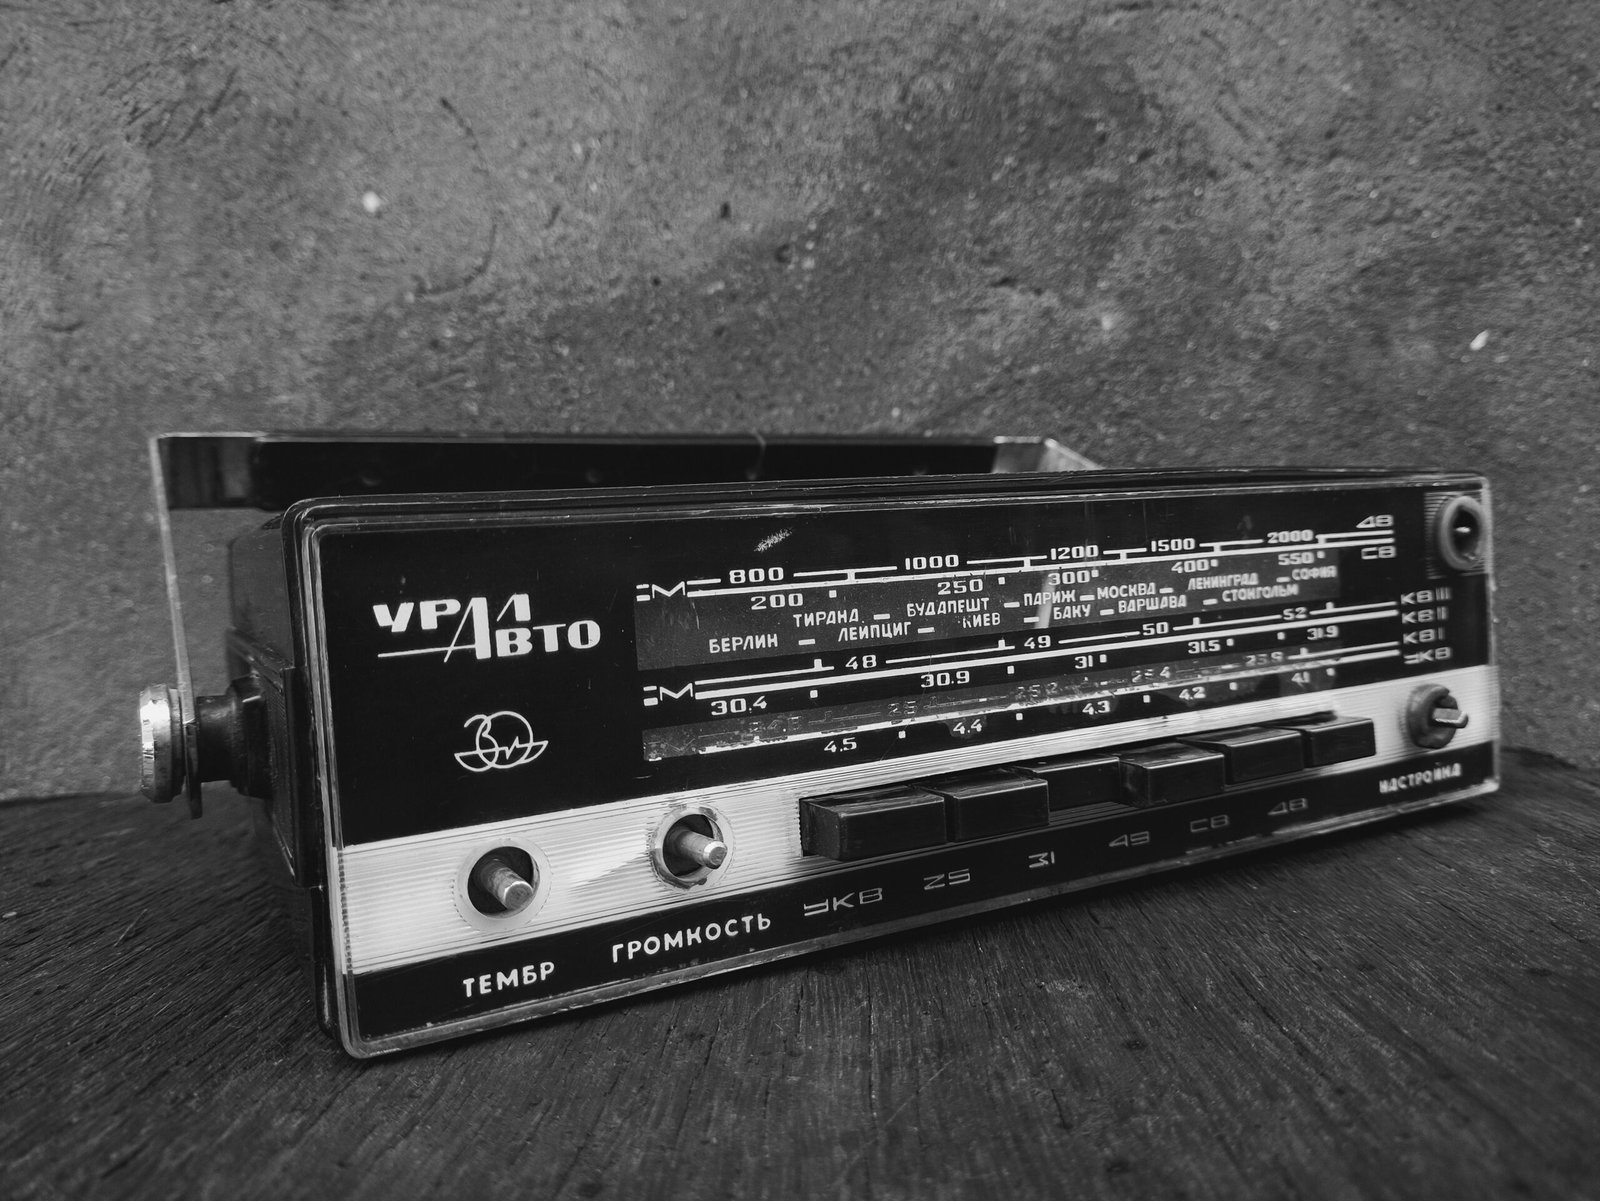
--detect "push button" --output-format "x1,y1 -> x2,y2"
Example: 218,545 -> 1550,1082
919,769 -> 1050,841
1270,715 -> 1377,766
1117,744 -> 1227,808
1022,754 -> 1122,811
800,784 -> 947,861
1179,726 -> 1305,783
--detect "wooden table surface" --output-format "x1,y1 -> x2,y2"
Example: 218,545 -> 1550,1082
3,751 -> 1596,1200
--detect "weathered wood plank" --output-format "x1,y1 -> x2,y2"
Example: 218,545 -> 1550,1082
2,754 -> 1597,1200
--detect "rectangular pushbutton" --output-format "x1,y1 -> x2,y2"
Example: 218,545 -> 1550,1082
1271,715 -> 1377,766
919,769 -> 1050,841
800,784 -> 947,861
1023,754 -> 1123,811
1178,726 -> 1305,783
1117,744 -> 1227,808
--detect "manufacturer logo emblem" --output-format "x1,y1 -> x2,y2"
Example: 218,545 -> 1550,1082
373,593 -> 602,663
454,711 -> 548,773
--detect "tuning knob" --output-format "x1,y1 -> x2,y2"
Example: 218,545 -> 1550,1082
1407,684 -> 1470,749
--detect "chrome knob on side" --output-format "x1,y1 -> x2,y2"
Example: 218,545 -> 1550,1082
138,679 -> 266,813
139,684 -> 185,802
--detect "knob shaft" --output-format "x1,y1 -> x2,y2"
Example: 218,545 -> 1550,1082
471,853 -> 538,915
666,827 -> 728,869
1407,684 -> 1469,749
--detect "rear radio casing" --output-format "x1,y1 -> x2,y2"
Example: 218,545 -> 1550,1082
139,434 -> 1496,1056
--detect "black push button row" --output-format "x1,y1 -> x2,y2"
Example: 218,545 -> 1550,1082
802,713 -> 1379,859
1269,714 -> 1378,766
1022,753 -> 1123,811
800,785 -> 946,861
1117,743 -> 1228,808
918,769 -> 1050,841
1178,726 -> 1305,784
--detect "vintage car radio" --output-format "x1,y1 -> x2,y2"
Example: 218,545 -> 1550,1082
139,433 -> 1497,1057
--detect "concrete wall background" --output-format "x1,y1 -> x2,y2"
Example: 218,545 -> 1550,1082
2,0 -> 1595,798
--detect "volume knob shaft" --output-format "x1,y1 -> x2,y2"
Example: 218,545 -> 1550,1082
665,827 -> 728,870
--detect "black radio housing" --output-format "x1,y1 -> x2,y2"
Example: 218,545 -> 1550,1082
140,435 -> 1496,1056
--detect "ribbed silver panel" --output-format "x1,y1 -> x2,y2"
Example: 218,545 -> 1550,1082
336,666 -> 1497,973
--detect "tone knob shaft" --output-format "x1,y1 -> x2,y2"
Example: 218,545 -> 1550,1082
470,852 -> 538,915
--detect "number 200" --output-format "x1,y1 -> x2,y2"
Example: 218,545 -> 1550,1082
749,592 -> 803,610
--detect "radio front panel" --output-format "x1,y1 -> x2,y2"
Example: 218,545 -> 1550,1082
282,471 -> 1495,1056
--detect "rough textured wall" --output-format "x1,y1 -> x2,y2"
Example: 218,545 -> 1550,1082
2,0 -> 1596,797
